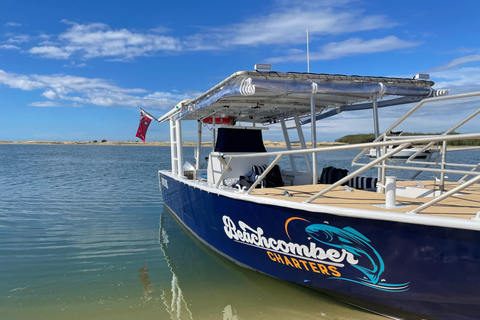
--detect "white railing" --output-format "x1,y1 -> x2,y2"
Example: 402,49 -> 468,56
213,132 -> 480,210
352,91 -> 480,190
208,91 -> 480,214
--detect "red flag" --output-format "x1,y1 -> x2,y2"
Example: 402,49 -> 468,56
136,110 -> 153,142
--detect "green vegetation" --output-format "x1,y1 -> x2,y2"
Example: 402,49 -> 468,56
335,134 -> 375,144
335,132 -> 480,146
447,139 -> 480,146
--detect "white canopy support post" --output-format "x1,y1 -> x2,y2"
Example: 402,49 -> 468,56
175,119 -> 184,177
195,120 -> 202,170
212,115 -> 216,152
170,119 -> 178,175
311,82 -> 318,184
372,94 -> 383,185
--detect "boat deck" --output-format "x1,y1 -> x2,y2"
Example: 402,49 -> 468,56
249,180 -> 480,220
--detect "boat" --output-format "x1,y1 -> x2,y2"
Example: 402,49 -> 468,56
367,146 -> 435,159
367,132 -> 437,159
154,66 -> 480,320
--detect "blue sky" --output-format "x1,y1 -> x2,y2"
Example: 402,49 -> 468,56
1,0 -> 479,142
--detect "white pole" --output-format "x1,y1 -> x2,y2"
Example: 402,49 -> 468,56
175,120 -> 183,177
311,87 -> 317,184
372,94 -> 380,139
195,121 -> 202,170
212,115 -> 216,152
372,94 -> 382,183
170,119 -> 177,175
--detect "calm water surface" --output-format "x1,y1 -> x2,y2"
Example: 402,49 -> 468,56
1,145 -> 477,319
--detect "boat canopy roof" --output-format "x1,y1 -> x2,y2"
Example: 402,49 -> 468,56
159,70 -> 444,125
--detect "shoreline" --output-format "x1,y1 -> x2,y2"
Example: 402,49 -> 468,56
1,141 -> 477,149
0,140 -> 345,148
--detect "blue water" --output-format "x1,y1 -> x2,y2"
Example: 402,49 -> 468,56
0,144 -> 477,319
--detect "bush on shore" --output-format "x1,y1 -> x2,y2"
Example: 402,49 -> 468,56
335,132 -> 480,146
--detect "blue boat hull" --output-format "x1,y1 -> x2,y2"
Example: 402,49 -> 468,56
159,172 -> 480,320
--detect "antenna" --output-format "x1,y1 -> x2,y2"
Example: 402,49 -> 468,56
306,29 -> 310,73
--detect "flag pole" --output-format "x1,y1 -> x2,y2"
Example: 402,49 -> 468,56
140,108 -> 159,122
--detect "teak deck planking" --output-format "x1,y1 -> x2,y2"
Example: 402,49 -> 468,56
250,181 -> 480,220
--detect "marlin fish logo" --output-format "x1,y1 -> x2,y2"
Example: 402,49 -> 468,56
306,224 -> 409,292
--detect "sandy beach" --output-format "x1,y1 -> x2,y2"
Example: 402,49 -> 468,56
0,140 -> 345,148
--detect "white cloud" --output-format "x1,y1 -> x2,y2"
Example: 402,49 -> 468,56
6,34 -> 30,44
5,22 -> 22,27
391,55 -> 480,93
0,70 -> 44,90
422,56 -> 480,93
19,1 -> 401,61
29,46 -> 73,59
42,90 -> 58,99
182,0 -> 397,51
267,36 -> 420,63
430,67 -> 480,95
317,36 -> 419,58
28,101 -> 64,107
0,44 -> 20,50
28,21 -> 181,60
221,7 -> 395,47
0,69 -> 197,109
144,91 -> 196,100
62,61 -> 87,68
428,54 -> 480,72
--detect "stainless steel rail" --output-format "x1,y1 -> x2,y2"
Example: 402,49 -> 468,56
352,91 -> 480,189
208,91 -> 480,214
212,132 -> 480,214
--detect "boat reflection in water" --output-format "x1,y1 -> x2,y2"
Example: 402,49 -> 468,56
158,207 -> 385,320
